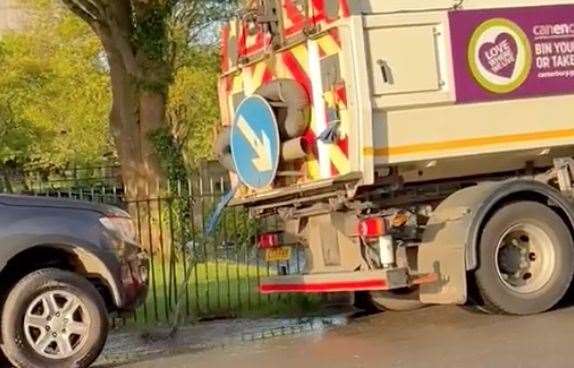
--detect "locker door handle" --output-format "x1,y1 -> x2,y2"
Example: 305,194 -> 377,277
377,59 -> 393,84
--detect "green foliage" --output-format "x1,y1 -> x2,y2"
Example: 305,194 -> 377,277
168,0 -> 238,47
1,0 -> 237,179
0,3 -> 112,171
150,0 -> 238,172
168,47 -> 221,170
149,127 -> 188,183
134,6 -> 171,63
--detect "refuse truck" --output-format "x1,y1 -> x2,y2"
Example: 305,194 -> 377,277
214,0 -> 574,315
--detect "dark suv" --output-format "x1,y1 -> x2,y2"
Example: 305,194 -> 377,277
0,194 -> 148,368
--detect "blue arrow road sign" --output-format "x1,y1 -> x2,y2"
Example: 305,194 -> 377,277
230,95 -> 280,190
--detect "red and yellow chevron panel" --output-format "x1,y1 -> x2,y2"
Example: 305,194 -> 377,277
282,0 -> 351,39
220,0 -> 351,73
219,1 -> 351,184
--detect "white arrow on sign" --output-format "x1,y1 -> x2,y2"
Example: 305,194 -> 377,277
237,116 -> 273,172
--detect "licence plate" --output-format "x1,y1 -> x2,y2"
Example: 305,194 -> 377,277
264,247 -> 292,262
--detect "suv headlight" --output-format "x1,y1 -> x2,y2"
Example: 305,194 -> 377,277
100,216 -> 137,243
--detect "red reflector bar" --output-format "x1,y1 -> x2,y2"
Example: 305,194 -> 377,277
260,279 -> 388,294
358,217 -> 387,238
258,232 -> 281,249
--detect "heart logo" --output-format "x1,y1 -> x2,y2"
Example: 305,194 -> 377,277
478,33 -> 518,79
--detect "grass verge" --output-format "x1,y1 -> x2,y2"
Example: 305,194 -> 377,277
120,260 -> 322,328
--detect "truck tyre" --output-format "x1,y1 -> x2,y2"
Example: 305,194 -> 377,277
1,268 -> 108,368
474,201 -> 574,315
355,288 -> 424,312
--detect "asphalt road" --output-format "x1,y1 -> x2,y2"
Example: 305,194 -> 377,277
119,304 -> 574,368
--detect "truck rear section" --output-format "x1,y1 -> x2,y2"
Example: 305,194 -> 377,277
215,0 -> 574,314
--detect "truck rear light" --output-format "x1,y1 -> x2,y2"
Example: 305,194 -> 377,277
358,218 -> 387,238
258,232 -> 282,249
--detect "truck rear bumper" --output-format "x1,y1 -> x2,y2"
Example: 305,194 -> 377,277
260,268 -> 438,294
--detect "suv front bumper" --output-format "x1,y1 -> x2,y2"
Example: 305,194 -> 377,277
118,250 -> 149,311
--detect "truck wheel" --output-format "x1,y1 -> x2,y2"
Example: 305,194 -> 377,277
474,201 -> 574,315
355,288 -> 424,312
1,269 -> 108,368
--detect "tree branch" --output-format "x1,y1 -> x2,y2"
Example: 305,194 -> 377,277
61,0 -> 99,24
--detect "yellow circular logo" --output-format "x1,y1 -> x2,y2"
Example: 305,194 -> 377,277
468,18 -> 532,94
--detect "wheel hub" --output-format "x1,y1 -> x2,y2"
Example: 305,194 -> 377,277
23,290 -> 91,360
48,313 -> 68,334
498,244 -> 524,274
495,223 -> 556,294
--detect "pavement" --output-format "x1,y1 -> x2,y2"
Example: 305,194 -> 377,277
0,313 -> 350,368
115,304 -> 574,368
96,313 -> 350,367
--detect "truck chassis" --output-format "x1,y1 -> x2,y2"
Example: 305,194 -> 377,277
253,159 -> 574,315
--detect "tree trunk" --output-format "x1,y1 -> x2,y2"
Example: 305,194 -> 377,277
1,170 -> 13,193
65,1 -> 168,200
61,1 -> 171,254
107,49 -> 165,200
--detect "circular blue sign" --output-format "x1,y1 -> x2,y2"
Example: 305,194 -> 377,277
230,95 -> 280,189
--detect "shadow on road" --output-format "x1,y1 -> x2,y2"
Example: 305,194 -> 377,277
0,352 -> 10,368
553,287 -> 574,311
